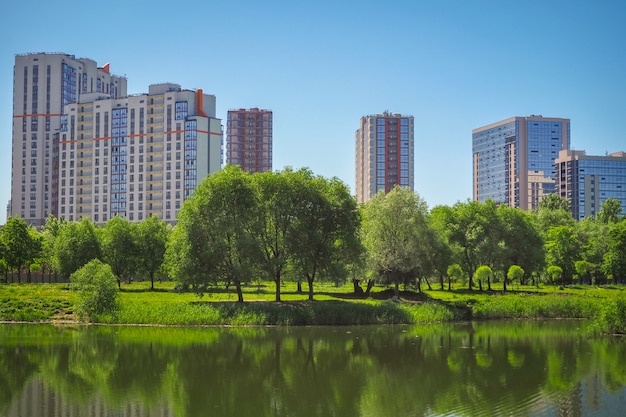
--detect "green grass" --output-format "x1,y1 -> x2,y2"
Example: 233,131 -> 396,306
2,280 -> 625,327
0,284 -> 74,321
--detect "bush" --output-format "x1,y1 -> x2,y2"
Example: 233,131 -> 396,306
592,296 -> 626,335
70,259 -> 120,321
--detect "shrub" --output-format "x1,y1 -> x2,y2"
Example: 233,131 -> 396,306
592,296 -> 626,335
70,259 -> 120,321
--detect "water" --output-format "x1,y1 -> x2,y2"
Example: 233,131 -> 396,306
1,320 -> 624,416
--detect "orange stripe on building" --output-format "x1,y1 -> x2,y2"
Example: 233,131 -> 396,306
13,113 -> 62,118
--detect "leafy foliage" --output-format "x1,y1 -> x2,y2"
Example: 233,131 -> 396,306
70,259 -> 120,321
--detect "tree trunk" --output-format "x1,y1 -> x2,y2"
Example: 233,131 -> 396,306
503,276 -> 507,292
365,279 -> 375,295
235,280 -> 244,303
440,273 -> 444,290
448,276 -> 452,291
150,272 -> 155,290
394,281 -> 400,299
425,276 -> 432,291
416,277 -> 422,293
275,272 -> 281,302
478,279 -> 483,292
352,278 -> 364,295
297,281 -> 303,293
487,276 -> 492,291
307,277 -> 314,301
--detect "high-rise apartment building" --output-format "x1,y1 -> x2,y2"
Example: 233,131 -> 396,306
10,52 -> 127,227
58,83 -> 222,225
225,108 -> 272,173
472,115 -> 570,210
555,150 -> 626,220
10,52 -> 222,226
355,112 -> 414,204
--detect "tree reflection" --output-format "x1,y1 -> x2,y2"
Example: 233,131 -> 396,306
0,321 -> 625,417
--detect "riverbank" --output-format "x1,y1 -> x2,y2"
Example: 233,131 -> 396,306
1,282 -> 624,331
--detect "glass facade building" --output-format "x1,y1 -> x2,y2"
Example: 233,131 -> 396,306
555,150 -> 626,220
355,112 -> 414,204
472,116 -> 570,210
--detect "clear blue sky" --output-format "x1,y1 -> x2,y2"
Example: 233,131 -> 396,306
1,0 -> 625,224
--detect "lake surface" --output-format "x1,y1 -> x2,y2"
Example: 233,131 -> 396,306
1,321 -> 625,417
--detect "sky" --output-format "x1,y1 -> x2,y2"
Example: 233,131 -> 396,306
1,0 -> 625,224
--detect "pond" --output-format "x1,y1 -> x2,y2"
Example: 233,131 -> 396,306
0,320 -> 625,416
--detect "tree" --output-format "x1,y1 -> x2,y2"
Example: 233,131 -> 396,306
597,198 -> 623,224
546,265 -> 563,285
603,219 -> 626,284
289,174 -> 361,300
445,200 -> 502,290
506,265 -> 525,291
136,216 -> 170,290
446,264 -> 464,289
545,225 -> 580,283
361,186 -> 431,298
253,168 -> 308,302
474,265 -> 493,291
101,216 -> 138,288
430,205 -> 461,290
70,259 -> 120,321
171,165 -> 261,302
538,193 -> 571,212
574,260 -> 594,285
40,215 -> 68,282
497,205 -> 545,284
54,218 -> 101,278
535,195 -> 575,235
1,217 -> 36,283
25,227 -> 43,283
576,217 -> 608,284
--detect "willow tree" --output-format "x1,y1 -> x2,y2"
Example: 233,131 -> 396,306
169,165 -> 260,302
252,168 -> 310,302
288,174 -> 361,300
361,186 -> 431,298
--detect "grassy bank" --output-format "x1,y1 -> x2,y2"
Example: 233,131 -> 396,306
1,281 -> 624,329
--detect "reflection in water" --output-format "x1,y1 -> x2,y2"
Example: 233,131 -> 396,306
1,321 -> 625,417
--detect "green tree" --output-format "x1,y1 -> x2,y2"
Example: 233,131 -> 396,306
447,264 -> 464,289
54,218 -> 101,278
1,217 -> 35,283
597,198 -> 623,224
25,227 -> 43,283
574,260 -> 594,285
172,165 -> 261,301
506,265 -> 525,291
545,225 -> 580,283
603,219 -> 626,284
361,186 -> 430,298
136,216 -> 170,290
253,168 -> 308,302
475,265 -> 493,291
538,193 -> 571,212
289,174 -> 361,300
498,205 -> 544,284
101,216 -> 138,288
445,200 -> 502,290
70,259 -> 120,321
40,215 -> 68,282
546,265 -> 563,285
576,217 -> 608,284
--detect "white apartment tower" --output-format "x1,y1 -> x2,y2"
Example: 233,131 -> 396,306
10,52 -> 127,226
10,52 -> 222,226
58,83 -> 222,224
